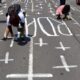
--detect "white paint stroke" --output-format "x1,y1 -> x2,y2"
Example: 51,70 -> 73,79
45,0 -> 47,3
37,17 -> 57,36
25,18 -> 28,37
58,21 -> 73,36
28,37 -> 33,80
10,39 -> 14,48
31,0 -> 34,12
47,17 -> 59,36
36,12 -> 41,15
0,52 -> 14,64
6,38 -> 53,79
53,55 -> 78,72
34,38 -> 48,47
26,18 -> 37,37
55,42 -> 71,51
6,73 -> 53,78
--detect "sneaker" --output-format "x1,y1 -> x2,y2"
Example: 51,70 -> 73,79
57,16 -> 61,20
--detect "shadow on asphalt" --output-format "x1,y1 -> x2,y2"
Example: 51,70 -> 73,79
0,20 -> 6,23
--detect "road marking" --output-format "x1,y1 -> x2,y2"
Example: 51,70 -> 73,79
25,18 -> 28,37
35,5 -> 39,7
71,5 -> 80,13
55,42 -> 71,51
40,6 -> 43,9
36,12 -> 41,14
34,38 -> 48,47
0,10 -> 3,15
10,39 -> 14,48
53,55 -> 78,72
71,16 -> 80,27
58,21 -> 73,36
3,4 -> 7,8
45,0 -> 47,3
6,38 -> 53,79
37,17 -> 59,37
0,52 -> 14,64
31,0 -> 34,12
28,37 -> 33,80
39,3 -> 44,6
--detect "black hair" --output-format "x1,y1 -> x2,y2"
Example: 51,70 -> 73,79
62,4 -> 70,15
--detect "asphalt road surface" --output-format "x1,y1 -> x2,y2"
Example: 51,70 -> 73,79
0,0 -> 80,80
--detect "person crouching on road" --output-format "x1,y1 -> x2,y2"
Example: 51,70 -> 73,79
56,4 -> 71,20
2,4 -> 25,40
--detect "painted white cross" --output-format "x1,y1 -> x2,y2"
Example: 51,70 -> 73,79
53,55 -> 78,72
34,38 -> 48,47
0,10 -> 3,15
39,3 -> 43,5
0,52 -> 14,64
36,12 -> 41,15
35,5 -> 39,7
6,38 -> 53,79
55,42 -> 71,51
3,4 -> 7,8
40,6 -> 43,9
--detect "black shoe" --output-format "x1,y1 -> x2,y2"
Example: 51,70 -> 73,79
57,16 -> 61,20
1,37 -> 7,41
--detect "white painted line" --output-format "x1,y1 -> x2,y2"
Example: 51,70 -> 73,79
45,0 -> 47,3
71,16 -> 80,27
55,42 -> 71,51
53,55 -> 78,72
47,17 -> 59,36
58,21 -> 73,36
25,18 -> 28,37
0,13 -> 3,15
10,39 -> 14,48
53,65 -> 78,68
71,6 -> 75,11
26,18 -> 37,37
25,0 -> 29,6
6,38 -> 53,79
40,6 -> 43,9
31,0 -> 34,12
39,4 -> 43,6
5,52 -> 10,64
36,12 -> 41,15
61,55 -> 70,72
37,17 -> 59,36
28,37 -> 33,80
0,10 -> 3,12
34,38 -> 48,47
0,10 -> 3,15
35,5 -> 39,7
71,5 -> 80,12
0,52 -> 14,64
6,73 -> 53,78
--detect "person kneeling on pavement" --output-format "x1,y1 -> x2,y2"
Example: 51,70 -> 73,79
2,4 -> 25,40
56,4 -> 71,20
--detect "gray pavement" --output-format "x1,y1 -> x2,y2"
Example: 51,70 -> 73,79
0,0 -> 80,80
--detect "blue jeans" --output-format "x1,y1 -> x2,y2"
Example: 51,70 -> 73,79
60,0 -> 66,5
